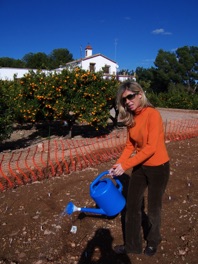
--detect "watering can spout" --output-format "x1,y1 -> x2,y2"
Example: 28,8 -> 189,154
64,201 -> 106,215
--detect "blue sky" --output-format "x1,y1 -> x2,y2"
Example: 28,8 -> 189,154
1,0 -> 198,71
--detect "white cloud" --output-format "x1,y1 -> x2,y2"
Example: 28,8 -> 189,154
124,16 -> 131,20
152,28 -> 164,34
152,28 -> 172,35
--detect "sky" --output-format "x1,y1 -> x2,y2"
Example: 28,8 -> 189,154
1,0 -> 198,71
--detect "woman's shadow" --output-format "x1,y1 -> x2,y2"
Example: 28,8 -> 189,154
78,228 -> 132,264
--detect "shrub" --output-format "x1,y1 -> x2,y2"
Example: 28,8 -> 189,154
5,68 -> 119,131
0,80 -> 14,141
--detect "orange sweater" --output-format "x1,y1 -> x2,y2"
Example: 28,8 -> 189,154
116,107 -> 169,171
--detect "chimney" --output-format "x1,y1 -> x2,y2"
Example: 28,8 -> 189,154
85,45 -> 92,57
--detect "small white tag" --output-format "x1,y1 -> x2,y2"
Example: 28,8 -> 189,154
70,225 -> 77,233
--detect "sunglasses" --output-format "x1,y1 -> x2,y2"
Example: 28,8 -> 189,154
122,93 -> 139,104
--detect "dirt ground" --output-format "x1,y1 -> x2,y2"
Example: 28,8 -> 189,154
0,108 -> 198,264
0,131 -> 197,264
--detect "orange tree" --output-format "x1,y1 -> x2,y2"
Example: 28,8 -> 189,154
7,68 -> 119,136
0,80 -> 14,141
63,68 -> 119,130
10,70 -> 71,123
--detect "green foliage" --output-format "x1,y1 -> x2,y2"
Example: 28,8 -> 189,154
191,92 -> 198,109
166,83 -> 198,109
9,70 -> 71,123
176,46 -> 198,88
0,80 -> 14,141
1,44 -> 198,139
147,86 -> 198,110
48,48 -> 74,69
3,68 -> 118,131
21,48 -> 73,70
0,48 -> 74,70
136,67 -> 154,83
65,68 -> 118,128
22,52 -> 50,69
152,46 -> 198,93
0,57 -> 25,68
147,92 -> 165,107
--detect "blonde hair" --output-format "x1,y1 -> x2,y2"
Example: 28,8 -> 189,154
117,81 -> 153,127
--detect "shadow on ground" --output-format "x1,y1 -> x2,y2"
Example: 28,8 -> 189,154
78,228 -> 131,264
0,122 -> 122,152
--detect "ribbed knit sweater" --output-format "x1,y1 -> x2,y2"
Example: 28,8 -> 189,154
116,107 -> 169,171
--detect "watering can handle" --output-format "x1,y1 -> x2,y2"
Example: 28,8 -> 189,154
91,170 -> 123,192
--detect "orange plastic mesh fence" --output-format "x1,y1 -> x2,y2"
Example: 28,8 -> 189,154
0,118 -> 198,191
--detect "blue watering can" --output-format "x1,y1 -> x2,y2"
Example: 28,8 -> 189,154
65,170 -> 126,217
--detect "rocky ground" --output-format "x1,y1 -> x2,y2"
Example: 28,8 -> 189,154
0,137 -> 197,264
0,108 -> 198,264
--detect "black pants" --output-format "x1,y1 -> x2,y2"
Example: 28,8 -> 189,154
125,161 -> 169,253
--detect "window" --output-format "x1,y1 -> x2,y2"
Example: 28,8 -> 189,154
102,65 -> 110,74
89,63 -> 95,72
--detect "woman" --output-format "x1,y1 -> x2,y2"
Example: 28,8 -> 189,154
109,81 -> 169,256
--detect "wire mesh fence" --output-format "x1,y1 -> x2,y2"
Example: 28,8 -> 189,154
0,118 -> 198,191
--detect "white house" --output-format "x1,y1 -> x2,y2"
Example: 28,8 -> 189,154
62,45 -> 118,76
59,45 -> 135,81
0,45 -> 135,81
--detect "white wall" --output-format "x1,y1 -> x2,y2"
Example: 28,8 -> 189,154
117,75 -> 136,82
0,66 -> 135,83
0,67 -> 49,81
82,56 -> 118,75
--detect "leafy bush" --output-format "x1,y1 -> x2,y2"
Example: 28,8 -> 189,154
63,68 -> 118,129
4,68 -> 119,130
0,80 -> 14,141
147,92 -> 164,107
1,71 -> 197,141
147,87 -> 198,110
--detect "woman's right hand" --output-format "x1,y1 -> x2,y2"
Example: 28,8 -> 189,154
108,168 -> 115,177
109,163 -> 125,177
